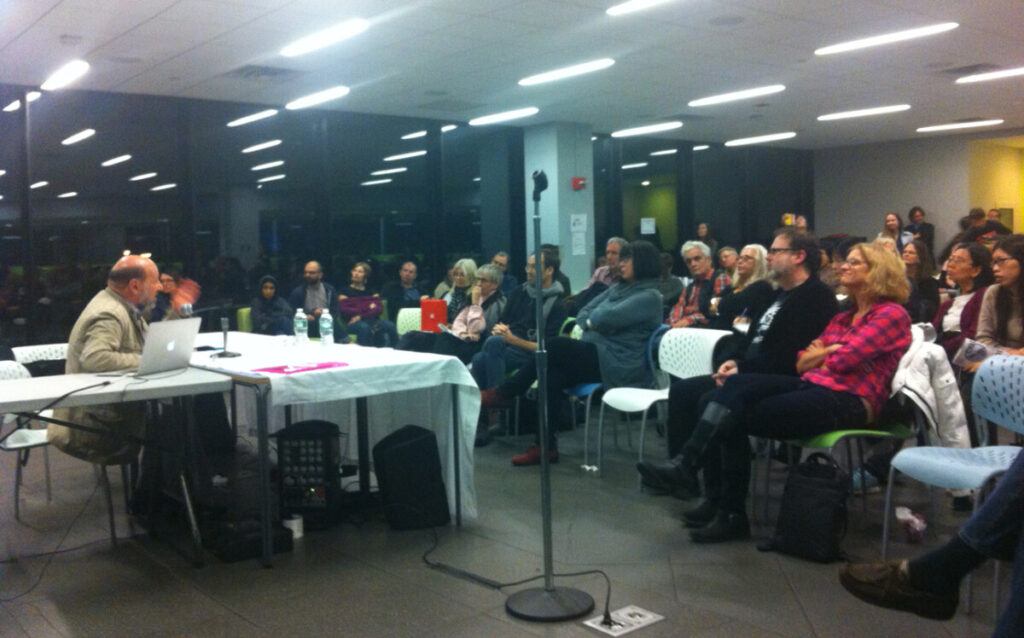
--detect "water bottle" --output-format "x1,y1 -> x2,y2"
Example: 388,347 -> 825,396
293,308 -> 308,343
319,309 -> 333,345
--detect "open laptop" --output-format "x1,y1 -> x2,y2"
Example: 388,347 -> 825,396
135,317 -> 202,376
421,299 -> 447,333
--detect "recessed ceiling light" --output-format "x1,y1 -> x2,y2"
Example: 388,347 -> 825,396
815,22 -> 958,56
724,131 -> 797,147
30,181 -> 48,189
641,180 -> 651,186
57,191 -> 77,198
384,150 -> 427,162
611,121 -> 682,137
441,124 -> 457,132
622,162 -> 648,169
371,167 -> 407,176
285,85 -> 350,110
817,104 -> 911,121
518,58 -> 615,86
956,66 -> 1024,84
150,183 -> 177,191
61,128 -> 95,145
41,59 -> 90,90
591,136 -> 597,141
361,179 -> 392,186
242,140 -> 282,153
257,174 -> 286,183
688,85 -> 785,107
251,160 -> 285,171
227,109 -> 278,127
692,145 -> 710,151
130,172 -> 157,181
916,119 -> 1004,133
650,148 -> 677,156
401,130 -> 427,139
607,0 -> 675,17
469,107 -> 539,126
473,177 -> 481,182
0,170 -> 5,177
101,154 -> 131,167
280,18 -> 370,57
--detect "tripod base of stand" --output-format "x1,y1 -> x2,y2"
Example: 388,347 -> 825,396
212,351 -> 241,358
505,586 -> 594,622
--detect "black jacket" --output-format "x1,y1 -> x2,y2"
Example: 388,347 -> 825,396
500,282 -> 567,342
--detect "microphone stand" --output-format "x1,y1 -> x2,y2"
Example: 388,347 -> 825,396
505,170 -> 595,622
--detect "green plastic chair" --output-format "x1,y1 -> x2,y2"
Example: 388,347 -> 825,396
237,307 -> 252,333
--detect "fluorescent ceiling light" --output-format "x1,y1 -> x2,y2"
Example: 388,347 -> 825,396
693,145 -> 710,151
61,128 -> 95,145
688,84 -> 785,107
622,162 -> 648,169
956,66 -> 1024,84
818,104 -> 911,121
441,124 -> 457,132
280,18 -> 370,57
518,58 -> 615,86
361,179 -> 392,186
257,174 -> 286,183
130,172 -> 157,181
30,181 -> 48,189
0,170 -> 5,177
815,22 -> 958,56
371,167 -> 407,176
227,109 -> 278,127
401,130 -> 427,139
101,154 -> 131,167
641,180 -> 651,186
607,0 -> 674,17
242,140 -> 282,153
384,150 -> 427,162
724,131 -> 797,147
285,85 -> 350,110
611,121 -> 682,137
469,107 -> 539,126
251,160 -> 285,171
41,60 -> 90,90
2,92 -> 41,113
3,101 -> 19,112
58,191 -> 77,198
916,119 -> 1004,133
473,177 -> 481,182
650,148 -> 677,156
591,136 -> 597,141
27,91 -> 40,102
150,183 -> 177,191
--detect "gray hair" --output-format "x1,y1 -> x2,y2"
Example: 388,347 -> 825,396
606,237 -> 628,249
476,263 -> 503,287
494,251 -> 509,260
680,240 -> 711,258
718,246 -> 738,257
734,244 -> 769,288
452,258 -> 478,285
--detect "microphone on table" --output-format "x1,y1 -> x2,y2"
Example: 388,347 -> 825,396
213,316 -> 241,358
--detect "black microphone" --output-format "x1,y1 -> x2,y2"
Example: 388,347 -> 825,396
531,170 -> 547,202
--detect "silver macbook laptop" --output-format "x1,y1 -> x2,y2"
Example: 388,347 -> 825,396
135,317 -> 202,376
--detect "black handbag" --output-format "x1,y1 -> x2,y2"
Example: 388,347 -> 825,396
758,452 -> 849,562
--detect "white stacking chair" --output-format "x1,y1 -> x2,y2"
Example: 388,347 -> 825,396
395,308 -> 421,336
587,327 -> 731,478
882,355 -> 1024,619
0,360 -> 53,521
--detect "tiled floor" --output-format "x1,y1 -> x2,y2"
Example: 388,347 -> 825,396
0,421 -> 1009,637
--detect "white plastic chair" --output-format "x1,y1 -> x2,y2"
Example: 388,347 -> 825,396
587,327 -> 731,477
882,355 -> 1024,618
0,360 -> 53,521
395,308 -> 421,336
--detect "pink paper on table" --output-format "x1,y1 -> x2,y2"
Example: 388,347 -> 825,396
252,361 -> 349,375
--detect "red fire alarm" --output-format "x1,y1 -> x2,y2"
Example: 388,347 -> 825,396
571,177 -> 587,190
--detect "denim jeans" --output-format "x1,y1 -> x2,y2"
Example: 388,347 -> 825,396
960,449 -> 1024,637
470,335 -> 530,390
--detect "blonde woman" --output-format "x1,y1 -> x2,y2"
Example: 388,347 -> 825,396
442,258 -> 477,323
712,244 -> 773,329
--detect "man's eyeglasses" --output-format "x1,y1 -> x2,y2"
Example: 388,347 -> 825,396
768,247 -> 796,255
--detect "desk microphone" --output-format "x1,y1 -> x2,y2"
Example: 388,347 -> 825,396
213,316 -> 241,358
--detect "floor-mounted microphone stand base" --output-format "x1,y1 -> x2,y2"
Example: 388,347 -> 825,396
505,586 -> 594,622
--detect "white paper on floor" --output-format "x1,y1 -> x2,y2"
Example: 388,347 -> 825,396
583,605 -> 664,636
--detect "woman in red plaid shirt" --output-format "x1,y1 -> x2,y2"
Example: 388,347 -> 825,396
665,241 -> 912,543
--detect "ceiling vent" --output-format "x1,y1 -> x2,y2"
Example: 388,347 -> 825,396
222,65 -> 305,84
936,63 -> 1001,78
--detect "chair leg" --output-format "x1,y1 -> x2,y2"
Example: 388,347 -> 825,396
855,438 -> 867,517
881,465 -> 897,561
43,446 -> 52,503
97,465 -> 117,545
14,450 -> 24,522
637,409 -> 650,489
597,402 -> 607,475
582,403 -> 593,468
763,441 -> 772,523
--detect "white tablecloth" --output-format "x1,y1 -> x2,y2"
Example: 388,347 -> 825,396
191,332 -> 480,518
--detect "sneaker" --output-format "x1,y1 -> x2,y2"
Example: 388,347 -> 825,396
481,387 -> 513,409
511,445 -> 559,466
838,560 -> 958,621
852,468 -> 881,494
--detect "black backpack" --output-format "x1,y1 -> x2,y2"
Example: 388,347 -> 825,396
758,452 -> 849,563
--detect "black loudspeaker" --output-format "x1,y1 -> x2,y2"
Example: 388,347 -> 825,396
372,425 -> 450,530
272,420 -> 342,529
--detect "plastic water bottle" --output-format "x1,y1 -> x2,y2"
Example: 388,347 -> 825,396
293,309 -> 308,343
319,309 -> 333,345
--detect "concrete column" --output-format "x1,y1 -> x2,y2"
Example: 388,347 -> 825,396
523,122 -> 595,291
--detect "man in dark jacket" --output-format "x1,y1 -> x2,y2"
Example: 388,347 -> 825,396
637,228 -> 839,541
287,260 -> 337,339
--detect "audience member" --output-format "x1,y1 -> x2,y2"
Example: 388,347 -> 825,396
667,241 -> 731,328
441,258 -> 477,323
657,252 -> 684,314
541,243 -> 572,298
878,212 -> 914,252
902,239 -> 939,322
717,247 -> 738,279
905,206 -> 935,255
986,208 -> 1013,235
711,244 -> 773,329
569,237 -> 625,313
288,260 -> 336,339
380,260 -> 425,320
932,242 -> 993,361
433,262 -> 455,299
482,241 -> 663,466
491,251 -> 519,296
337,261 -> 396,347
695,222 -> 719,258
250,275 -> 294,336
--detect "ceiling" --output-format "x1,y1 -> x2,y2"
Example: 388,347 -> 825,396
1,0 -> 1023,150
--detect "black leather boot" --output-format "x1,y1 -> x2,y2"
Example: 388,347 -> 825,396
689,509 -> 750,543
636,454 -> 699,497
682,499 -> 718,528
